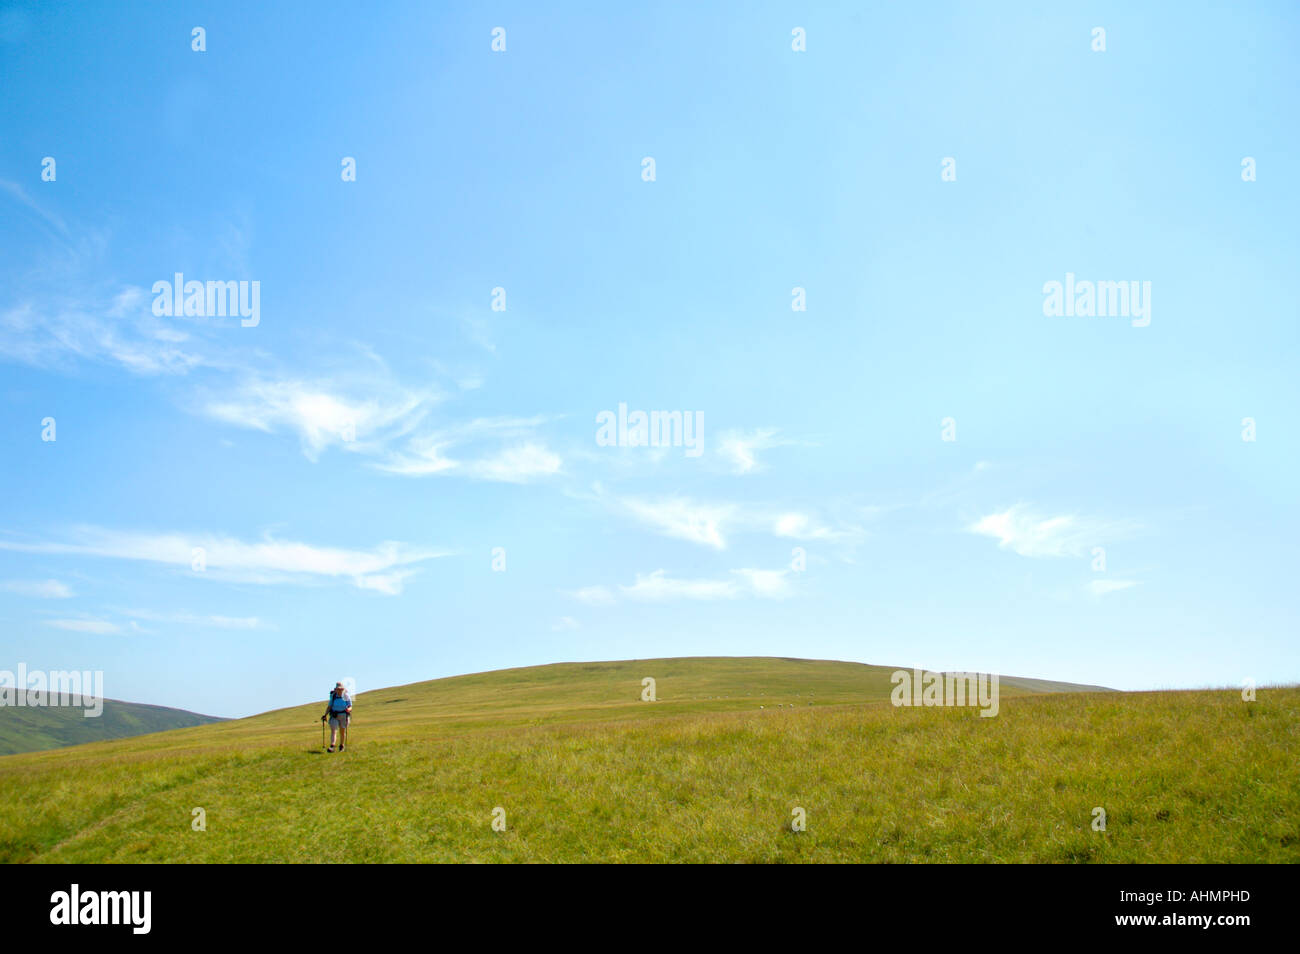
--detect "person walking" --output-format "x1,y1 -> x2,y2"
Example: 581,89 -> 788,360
321,681 -> 352,752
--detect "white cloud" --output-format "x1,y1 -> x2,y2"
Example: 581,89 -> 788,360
352,569 -> 421,596
46,618 -> 121,635
0,293 -> 209,376
772,512 -> 855,541
203,378 -> 433,462
375,438 -> 459,476
620,569 -> 739,601
616,496 -> 736,549
594,490 -> 863,552
0,579 -> 72,598
379,440 -> 562,482
117,608 -> 266,629
968,505 -> 1135,558
377,418 -> 562,482
551,616 -> 580,631
0,178 -> 69,237
1087,579 -> 1140,596
2,277 -> 560,482
716,428 -> 793,474
730,567 -> 796,599
462,313 -> 497,354
466,443 -> 562,483
573,585 -> 616,605
0,527 -> 447,594
572,566 -> 796,604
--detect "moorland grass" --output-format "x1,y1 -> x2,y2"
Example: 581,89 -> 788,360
0,658 -> 1293,863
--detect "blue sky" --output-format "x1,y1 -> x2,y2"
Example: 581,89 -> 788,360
1,1 -> 1297,718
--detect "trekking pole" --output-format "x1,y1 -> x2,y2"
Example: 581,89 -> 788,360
320,717 -> 325,750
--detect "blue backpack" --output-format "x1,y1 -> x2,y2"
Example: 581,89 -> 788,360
329,690 -> 350,712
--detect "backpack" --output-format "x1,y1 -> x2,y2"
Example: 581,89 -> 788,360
329,690 -> 350,712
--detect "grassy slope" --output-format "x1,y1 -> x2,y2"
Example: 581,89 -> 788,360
0,695 -> 225,756
1,657 -> 1295,863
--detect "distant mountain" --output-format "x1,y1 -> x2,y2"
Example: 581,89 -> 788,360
997,673 -> 1114,694
0,693 -> 225,755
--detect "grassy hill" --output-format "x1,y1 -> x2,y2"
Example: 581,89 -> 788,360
1,657 -> 1295,863
0,694 -> 225,756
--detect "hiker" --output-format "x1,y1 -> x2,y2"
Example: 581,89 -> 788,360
321,681 -> 352,752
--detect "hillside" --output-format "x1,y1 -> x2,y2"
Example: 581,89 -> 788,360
0,693 -> 225,756
1,657 -> 1295,864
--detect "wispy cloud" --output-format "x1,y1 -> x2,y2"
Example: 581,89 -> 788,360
615,496 -> 736,550
117,608 -> 268,629
46,617 -> 121,635
377,417 -> 563,482
967,505 -> 1136,558
729,567 -> 796,599
619,569 -> 739,601
0,178 -> 69,238
572,567 -> 797,604
0,579 -> 72,598
715,428 -> 802,475
573,585 -> 617,605
374,437 -> 458,476
467,443 -> 562,482
597,489 -> 863,552
0,527 -> 448,594
461,313 -> 498,354
0,288 -> 211,376
202,377 -> 434,462
772,511 -> 860,542
1087,579 -> 1140,596
2,278 -> 561,482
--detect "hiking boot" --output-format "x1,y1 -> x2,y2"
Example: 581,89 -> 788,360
338,744 -> 346,752
327,746 -> 335,752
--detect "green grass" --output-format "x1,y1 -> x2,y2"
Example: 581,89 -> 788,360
1,657 -> 1294,863
0,694 -> 225,756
